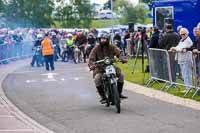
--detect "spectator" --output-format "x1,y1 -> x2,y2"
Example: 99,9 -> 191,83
123,30 -> 130,55
160,24 -> 180,50
149,26 -> 160,48
160,24 -> 180,82
169,28 -> 193,92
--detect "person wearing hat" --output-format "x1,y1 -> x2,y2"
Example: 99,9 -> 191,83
88,33 -> 128,104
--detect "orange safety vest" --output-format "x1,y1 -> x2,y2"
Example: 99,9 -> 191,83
41,38 -> 54,56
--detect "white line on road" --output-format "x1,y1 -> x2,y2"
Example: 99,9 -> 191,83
25,80 -> 37,83
11,67 -> 89,74
61,78 -> 65,81
0,115 -> 14,118
42,79 -> 57,82
0,129 -> 34,132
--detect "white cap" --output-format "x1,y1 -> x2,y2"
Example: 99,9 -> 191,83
197,22 -> 200,29
37,34 -> 43,39
67,33 -> 73,37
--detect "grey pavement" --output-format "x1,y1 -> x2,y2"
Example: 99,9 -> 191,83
0,59 -> 55,133
1,60 -> 200,133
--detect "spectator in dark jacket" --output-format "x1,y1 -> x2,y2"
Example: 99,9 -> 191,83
160,24 -> 180,50
149,26 -> 160,48
123,30 -> 130,55
159,24 -> 180,82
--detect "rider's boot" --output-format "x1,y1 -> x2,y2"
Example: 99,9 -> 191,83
96,86 -> 106,104
117,82 -> 128,99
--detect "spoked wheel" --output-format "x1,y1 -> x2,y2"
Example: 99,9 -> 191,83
104,87 -> 110,107
112,83 -> 121,113
74,51 -> 79,64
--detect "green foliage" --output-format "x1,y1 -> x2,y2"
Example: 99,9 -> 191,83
2,0 -> 55,28
55,0 -> 94,28
1,0 -> 94,28
114,0 -> 147,25
0,0 -> 4,12
121,5 -> 147,24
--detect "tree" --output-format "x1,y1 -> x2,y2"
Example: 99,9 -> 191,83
141,0 -> 159,9
24,0 -> 55,27
0,0 -> 4,12
55,0 -> 94,28
3,0 -> 55,28
71,0 -> 94,28
114,0 -> 147,24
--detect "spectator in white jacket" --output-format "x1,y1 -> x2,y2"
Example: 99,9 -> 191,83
169,28 -> 193,92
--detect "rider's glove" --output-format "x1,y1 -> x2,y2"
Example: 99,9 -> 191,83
89,65 -> 95,71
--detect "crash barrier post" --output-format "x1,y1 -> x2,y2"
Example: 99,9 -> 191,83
147,48 -> 172,89
192,52 -> 200,98
126,39 -> 133,56
167,51 -> 195,96
0,42 -> 32,64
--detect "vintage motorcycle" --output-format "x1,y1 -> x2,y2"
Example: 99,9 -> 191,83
95,57 -> 121,113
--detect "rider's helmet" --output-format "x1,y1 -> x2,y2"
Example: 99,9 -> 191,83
37,34 -> 43,40
88,32 -> 94,38
99,32 -> 110,46
67,33 -> 73,38
99,32 -> 110,40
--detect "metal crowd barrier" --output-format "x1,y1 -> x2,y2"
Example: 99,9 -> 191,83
147,48 -> 198,98
126,39 -> 132,56
147,48 -> 172,88
0,42 -> 33,64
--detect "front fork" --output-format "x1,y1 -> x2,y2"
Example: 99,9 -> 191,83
103,76 -> 118,102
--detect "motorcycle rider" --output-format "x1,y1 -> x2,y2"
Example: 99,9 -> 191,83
113,32 -> 122,49
86,33 -> 96,58
64,33 -> 75,62
31,34 -> 43,67
75,31 -> 87,63
88,33 -> 128,103
51,32 -> 60,61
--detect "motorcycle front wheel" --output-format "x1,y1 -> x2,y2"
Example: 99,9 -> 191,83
112,83 -> 121,113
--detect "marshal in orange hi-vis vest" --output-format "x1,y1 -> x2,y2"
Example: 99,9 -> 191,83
41,38 -> 54,56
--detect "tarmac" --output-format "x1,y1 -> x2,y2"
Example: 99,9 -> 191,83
1,59 -> 200,133
0,59 -> 55,133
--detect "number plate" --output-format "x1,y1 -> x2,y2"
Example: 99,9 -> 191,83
105,65 -> 116,75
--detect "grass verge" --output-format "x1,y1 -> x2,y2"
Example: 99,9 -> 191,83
116,58 -> 200,102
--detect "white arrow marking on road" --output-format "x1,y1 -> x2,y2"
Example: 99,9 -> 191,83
69,77 -> 83,81
41,73 -> 58,79
42,79 -> 57,82
61,78 -> 65,81
74,77 -> 79,81
26,80 -> 37,83
41,73 -> 58,82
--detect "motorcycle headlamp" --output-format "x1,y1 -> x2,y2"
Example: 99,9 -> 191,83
104,58 -> 111,65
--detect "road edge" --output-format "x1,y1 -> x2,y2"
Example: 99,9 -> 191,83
0,59 -> 56,133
